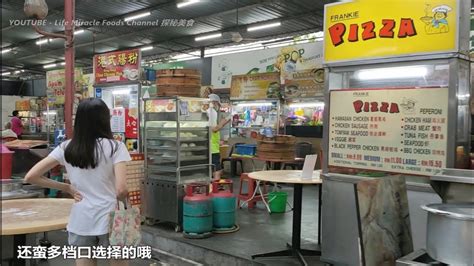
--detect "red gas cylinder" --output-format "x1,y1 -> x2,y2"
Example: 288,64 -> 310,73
1,144 -> 14,179
211,179 -> 236,229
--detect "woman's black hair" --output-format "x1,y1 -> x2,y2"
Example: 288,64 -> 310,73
12,110 -> 19,116
64,98 -> 117,169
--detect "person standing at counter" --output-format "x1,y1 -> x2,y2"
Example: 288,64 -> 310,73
25,98 -> 131,266
208,94 -> 230,180
10,110 -> 23,138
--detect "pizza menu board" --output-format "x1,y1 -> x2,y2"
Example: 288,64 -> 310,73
328,88 -> 449,175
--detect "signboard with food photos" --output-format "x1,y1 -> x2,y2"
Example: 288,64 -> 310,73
94,49 -> 141,84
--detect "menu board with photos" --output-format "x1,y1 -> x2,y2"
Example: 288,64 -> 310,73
328,87 -> 449,175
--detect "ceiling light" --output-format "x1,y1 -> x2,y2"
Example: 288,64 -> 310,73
60,62 -> 66,66
195,33 -> 222,42
1,72 -> 11,76
74,29 -> 84,35
124,11 -> 151,22
289,102 -> 325,108
14,70 -> 22,74
177,0 -> 200,8
247,22 -> 281,32
112,89 -> 131,95
44,63 -> 57,69
1,48 -> 12,54
356,66 -> 428,80
236,102 -> 273,107
141,46 -> 153,51
315,31 -> 324,38
36,39 -> 48,45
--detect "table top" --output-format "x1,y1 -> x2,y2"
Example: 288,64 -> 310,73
5,140 -> 48,150
248,170 -> 322,184
1,198 -> 74,235
254,157 -> 305,163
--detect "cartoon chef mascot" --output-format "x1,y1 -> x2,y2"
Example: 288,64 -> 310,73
423,5 -> 452,34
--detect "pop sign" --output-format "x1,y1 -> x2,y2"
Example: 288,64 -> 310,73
323,0 -> 458,63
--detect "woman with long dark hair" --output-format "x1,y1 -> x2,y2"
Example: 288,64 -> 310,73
25,98 -> 130,266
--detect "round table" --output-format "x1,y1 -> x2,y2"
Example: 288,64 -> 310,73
2,198 -> 74,266
248,170 -> 322,266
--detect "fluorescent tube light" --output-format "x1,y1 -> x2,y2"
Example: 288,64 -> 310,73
60,62 -> 66,66
74,29 -> 84,35
112,89 -> 131,95
43,111 -> 57,115
237,102 -> 273,107
36,39 -> 48,45
356,66 -> 428,80
177,0 -> 200,8
195,33 -> 222,42
124,11 -> 151,22
247,22 -> 281,32
141,46 -> 153,51
14,70 -> 21,74
289,102 -> 325,108
267,39 -> 310,49
1,48 -> 12,54
44,63 -> 57,69
1,72 -> 11,76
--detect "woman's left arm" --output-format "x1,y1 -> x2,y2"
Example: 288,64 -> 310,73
25,157 -> 82,202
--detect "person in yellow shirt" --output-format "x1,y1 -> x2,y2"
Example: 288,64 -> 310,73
207,94 -> 230,180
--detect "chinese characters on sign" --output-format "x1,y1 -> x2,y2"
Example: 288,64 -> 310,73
125,108 -> 138,139
111,108 -> 126,133
17,245 -> 152,260
328,88 -> 449,175
94,49 -> 141,84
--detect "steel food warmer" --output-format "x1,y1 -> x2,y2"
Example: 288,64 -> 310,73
141,96 -> 211,231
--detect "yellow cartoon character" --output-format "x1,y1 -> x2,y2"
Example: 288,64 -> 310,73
421,4 -> 452,34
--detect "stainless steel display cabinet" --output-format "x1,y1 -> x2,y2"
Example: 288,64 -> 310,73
142,96 -> 211,230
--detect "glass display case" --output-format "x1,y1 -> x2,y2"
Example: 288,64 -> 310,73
95,83 -> 140,152
283,98 -> 324,138
230,99 -> 280,138
142,96 -> 211,230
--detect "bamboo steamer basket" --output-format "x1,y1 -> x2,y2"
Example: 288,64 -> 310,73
156,69 -> 201,97
257,135 -> 296,161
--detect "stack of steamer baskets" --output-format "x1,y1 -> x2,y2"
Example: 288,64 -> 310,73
256,135 -> 296,161
156,69 -> 201,97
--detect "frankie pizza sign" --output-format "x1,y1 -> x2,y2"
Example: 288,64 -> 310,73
323,0 -> 458,63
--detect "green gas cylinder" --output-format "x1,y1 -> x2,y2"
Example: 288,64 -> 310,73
183,183 -> 213,234
211,179 -> 236,229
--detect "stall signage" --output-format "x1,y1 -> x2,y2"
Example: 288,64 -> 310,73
230,73 -> 281,100
328,87 -> 448,176
324,0 -> 458,63
94,49 -> 141,84
15,100 -> 30,111
46,68 -> 83,105
125,108 -> 138,138
212,41 -> 323,88
283,68 -> 325,98
110,108 -> 126,133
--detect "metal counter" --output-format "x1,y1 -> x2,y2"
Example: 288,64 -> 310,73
320,173 -> 441,266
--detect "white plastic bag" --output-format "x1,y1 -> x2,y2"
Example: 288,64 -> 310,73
24,0 -> 48,20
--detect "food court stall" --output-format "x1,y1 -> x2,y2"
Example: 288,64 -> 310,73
229,73 -> 281,139
93,48 -> 141,152
320,0 -> 472,265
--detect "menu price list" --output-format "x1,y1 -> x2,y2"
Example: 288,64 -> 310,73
328,88 -> 448,175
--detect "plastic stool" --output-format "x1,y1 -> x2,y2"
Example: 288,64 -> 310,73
237,173 -> 267,209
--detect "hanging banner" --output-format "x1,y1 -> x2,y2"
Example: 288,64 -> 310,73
283,68 -> 325,98
46,68 -> 83,105
125,108 -> 138,139
324,0 -> 458,63
15,100 -> 30,111
212,42 -> 323,88
110,108 -> 126,133
230,73 -> 281,100
94,49 -> 141,84
328,87 -> 449,175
